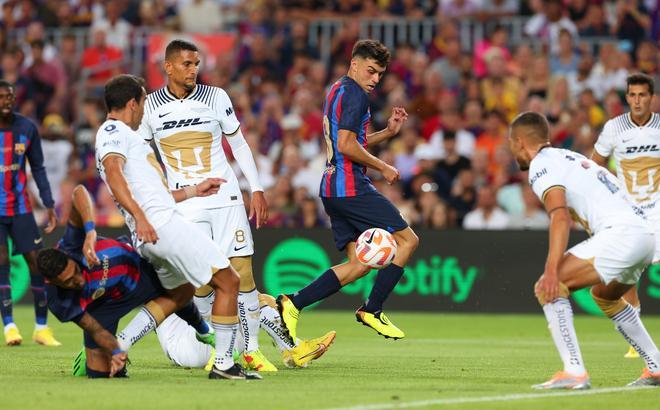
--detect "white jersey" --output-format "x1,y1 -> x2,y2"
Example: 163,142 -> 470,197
138,85 -> 243,209
95,119 -> 176,235
528,147 -> 647,235
594,112 -> 660,215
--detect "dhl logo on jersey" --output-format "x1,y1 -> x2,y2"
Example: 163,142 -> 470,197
156,117 -> 211,132
625,144 -> 660,154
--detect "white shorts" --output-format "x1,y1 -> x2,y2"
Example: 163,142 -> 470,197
156,315 -> 210,368
568,225 -> 655,285
138,212 -> 230,290
180,205 -> 254,258
647,211 -> 660,263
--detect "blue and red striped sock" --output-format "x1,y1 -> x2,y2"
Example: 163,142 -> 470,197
0,264 -> 13,326
30,273 -> 48,326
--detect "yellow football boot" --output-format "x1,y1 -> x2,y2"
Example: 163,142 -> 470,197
4,325 -> 22,346
624,345 -> 640,359
355,309 -> 405,339
284,331 -> 336,368
33,327 -> 62,346
243,349 -> 278,372
276,294 -> 299,342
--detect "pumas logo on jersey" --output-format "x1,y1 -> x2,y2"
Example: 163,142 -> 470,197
625,145 -> 659,154
156,117 -> 211,131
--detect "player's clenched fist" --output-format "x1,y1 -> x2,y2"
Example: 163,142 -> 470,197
381,163 -> 400,185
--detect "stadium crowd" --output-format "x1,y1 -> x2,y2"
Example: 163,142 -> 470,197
0,0 -> 658,230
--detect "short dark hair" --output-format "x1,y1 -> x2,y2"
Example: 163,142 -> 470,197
36,248 -> 69,280
626,73 -> 655,94
104,74 -> 145,112
0,79 -> 13,92
351,39 -> 391,68
165,39 -> 199,61
510,111 -> 549,142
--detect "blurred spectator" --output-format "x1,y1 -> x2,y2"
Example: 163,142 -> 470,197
437,0 -> 480,18
463,185 -> 510,229
291,196 -> 326,228
179,0 -> 223,33
432,130 -> 472,198
480,0 -> 517,18
524,0 -> 578,55
81,26 -> 124,89
428,200 -> 454,230
613,0 -> 651,51
26,39 -> 66,120
549,29 -> 580,75
38,113 -> 73,208
473,25 -> 511,79
91,2 -> 133,52
507,184 -> 549,230
589,43 -> 628,100
393,127 -> 421,182
579,3 -> 610,37
22,21 -> 58,67
0,44 -> 34,116
475,110 -> 506,170
426,108 -> 475,159
429,37 -> 461,91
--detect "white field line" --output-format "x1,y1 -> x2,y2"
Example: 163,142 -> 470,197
410,338 -> 622,347
320,386 -> 654,410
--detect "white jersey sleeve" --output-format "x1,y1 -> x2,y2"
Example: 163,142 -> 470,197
593,119 -> 616,158
96,122 -> 129,161
528,151 -> 566,203
214,88 -> 240,135
137,109 -> 155,141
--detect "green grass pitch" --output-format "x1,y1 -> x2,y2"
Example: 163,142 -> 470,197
1,306 -> 658,409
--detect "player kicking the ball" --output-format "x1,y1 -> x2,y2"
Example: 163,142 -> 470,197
277,40 -> 419,341
509,111 -> 660,388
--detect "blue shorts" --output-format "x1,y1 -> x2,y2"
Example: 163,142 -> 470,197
0,213 -> 43,255
321,191 -> 408,251
83,261 -> 163,350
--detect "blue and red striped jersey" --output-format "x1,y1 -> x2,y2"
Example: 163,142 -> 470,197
320,76 -> 376,198
47,225 -> 142,323
0,113 -> 54,216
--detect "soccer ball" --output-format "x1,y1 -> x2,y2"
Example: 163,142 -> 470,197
355,228 -> 397,269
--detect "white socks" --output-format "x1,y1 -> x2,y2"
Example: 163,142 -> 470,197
238,289 -> 260,352
212,321 -> 238,370
611,303 -> 660,373
260,305 -> 297,352
117,307 -> 157,351
542,298 -> 586,376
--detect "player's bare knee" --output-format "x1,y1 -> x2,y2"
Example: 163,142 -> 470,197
535,281 -> 570,305
212,266 -> 240,293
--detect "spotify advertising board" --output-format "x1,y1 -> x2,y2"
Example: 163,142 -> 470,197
35,228 -> 660,314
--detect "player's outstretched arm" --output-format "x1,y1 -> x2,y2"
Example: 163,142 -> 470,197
337,130 -> 400,184
102,155 -> 159,244
75,312 -> 127,377
536,187 -> 571,302
367,106 -> 409,146
70,185 -> 100,266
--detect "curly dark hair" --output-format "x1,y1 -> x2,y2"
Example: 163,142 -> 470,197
351,39 -> 391,68
36,248 -> 69,280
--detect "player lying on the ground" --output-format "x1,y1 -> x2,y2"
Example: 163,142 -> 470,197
509,111 -> 660,389
72,292 -> 336,376
37,184 -> 213,378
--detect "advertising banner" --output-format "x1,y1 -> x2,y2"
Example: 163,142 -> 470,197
38,228 -> 660,314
